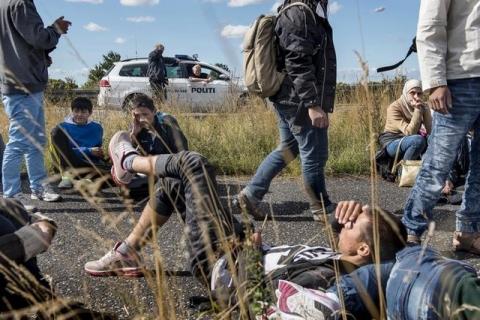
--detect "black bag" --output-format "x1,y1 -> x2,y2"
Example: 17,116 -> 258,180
375,147 -> 396,182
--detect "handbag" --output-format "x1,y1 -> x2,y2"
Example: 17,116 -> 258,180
391,137 -> 422,187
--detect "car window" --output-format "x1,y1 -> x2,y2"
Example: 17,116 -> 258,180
119,64 -> 147,77
166,65 -> 183,79
185,64 -> 223,80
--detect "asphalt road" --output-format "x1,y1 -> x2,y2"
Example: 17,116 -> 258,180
30,175 -> 480,319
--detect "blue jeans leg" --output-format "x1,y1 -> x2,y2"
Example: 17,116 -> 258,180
2,92 -> 47,197
402,78 -> 480,236
385,135 -> 427,161
457,115 -> 480,232
244,106 -> 299,203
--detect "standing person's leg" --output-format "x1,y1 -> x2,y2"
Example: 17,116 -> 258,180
402,79 -> 480,242
0,134 -> 4,189
2,94 -> 31,197
240,104 -> 299,218
293,121 -> 332,218
454,103 -> 480,252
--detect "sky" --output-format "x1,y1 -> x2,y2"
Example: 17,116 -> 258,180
36,0 -> 421,85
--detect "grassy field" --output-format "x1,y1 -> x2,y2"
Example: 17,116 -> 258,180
0,82 -> 402,177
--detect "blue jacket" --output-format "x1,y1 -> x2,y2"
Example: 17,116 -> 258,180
59,116 -> 103,161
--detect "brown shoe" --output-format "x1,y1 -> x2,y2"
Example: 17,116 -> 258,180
453,231 -> 480,255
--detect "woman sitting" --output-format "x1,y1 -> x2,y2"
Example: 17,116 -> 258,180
379,79 -> 432,162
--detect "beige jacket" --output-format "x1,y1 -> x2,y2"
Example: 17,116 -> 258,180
384,98 -> 432,136
416,0 -> 480,91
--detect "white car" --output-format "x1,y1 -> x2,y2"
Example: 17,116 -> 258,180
97,55 -> 247,110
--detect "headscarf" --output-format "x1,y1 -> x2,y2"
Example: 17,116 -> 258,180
400,79 -> 422,112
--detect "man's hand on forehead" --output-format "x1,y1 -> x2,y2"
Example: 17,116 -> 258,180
335,201 -> 370,227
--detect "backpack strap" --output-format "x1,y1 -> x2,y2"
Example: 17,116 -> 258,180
278,2 -> 317,24
377,37 -> 417,73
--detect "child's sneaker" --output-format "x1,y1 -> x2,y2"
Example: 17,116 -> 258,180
108,131 -> 138,186
84,242 -> 144,277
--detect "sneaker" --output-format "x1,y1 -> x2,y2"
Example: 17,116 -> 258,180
233,190 -> 265,220
9,192 -> 38,213
276,280 -> 342,320
31,185 -> 61,202
109,131 -> 138,186
57,176 -> 73,189
312,202 -> 337,222
453,231 -> 480,255
84,242 -> 144,277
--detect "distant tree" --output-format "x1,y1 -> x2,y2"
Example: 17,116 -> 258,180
47,77 -> 78,91
83,51 -> 121,89
214,63 -> 230,72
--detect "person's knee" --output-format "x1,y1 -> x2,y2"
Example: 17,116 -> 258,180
177,151 -> 212,173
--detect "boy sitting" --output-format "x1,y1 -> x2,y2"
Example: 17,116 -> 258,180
51,97 -> 109,189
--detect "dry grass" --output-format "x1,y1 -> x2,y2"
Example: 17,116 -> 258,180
0,82 -> 405,319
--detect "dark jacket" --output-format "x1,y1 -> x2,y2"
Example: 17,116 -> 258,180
147,49 -> 167,84
0,0 -> 61,95
135,112 -> 188,155
271,0 -> 337,125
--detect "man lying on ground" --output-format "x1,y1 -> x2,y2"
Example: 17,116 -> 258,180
51,97 -> 110,189
84,132 -> 407,317
0,198 -> 113,319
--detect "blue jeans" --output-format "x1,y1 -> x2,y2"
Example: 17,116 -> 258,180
244,103 -> 331,206
386,246 -> 477,320
403,78 -> 480,235
0,134 -> 4,182
386,135 -> 427,160
1,92 -> 47,197
329,246 -> 478,320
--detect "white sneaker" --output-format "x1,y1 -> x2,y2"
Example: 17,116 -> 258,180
31,185 -> 61,202
108,131 -> 138,186
276,280 -> 341,320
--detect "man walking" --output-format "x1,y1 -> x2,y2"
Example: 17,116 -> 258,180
147,43 -> 168,101
403,0 -> 480,254
0,0 -> 70,205
237,0 -> 337,220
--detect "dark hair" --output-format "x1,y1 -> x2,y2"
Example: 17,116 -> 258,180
361,207 -> 407,262
130,94 -> 155,112
71,97 -> 93,113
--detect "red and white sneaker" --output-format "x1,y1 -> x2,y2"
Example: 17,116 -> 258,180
84,242 -> 144,277
108,131 -> 138,186
276,280 -> 342,320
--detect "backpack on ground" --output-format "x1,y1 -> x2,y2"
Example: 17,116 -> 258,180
242,2 -> 316,98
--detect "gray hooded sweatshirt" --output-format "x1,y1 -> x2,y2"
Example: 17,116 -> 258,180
0,0 -> 60,95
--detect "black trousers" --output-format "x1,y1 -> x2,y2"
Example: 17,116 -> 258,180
151,151 -> 245,286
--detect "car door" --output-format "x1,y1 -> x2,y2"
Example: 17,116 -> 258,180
184,63 -> 230,109
164,60 -> 189,104
118,63 -> 150,98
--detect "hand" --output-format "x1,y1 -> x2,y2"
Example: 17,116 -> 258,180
46,54 -> 53,67
52,16 -> 72,35
428,86 -> 452,114
412,100 -> 426,109
442,179 -> 454,195
31,221 -> 56,247
308,106 -> 329,128
90,147 -> 104,158
335,200 -> 367,226
251,232 -> 262,248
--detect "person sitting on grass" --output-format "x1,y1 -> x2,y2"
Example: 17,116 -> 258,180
188,64 -> 212,84
51,97 -> 110,189
84,131 -> 407,317
0,198 -> 113,319
378,79 -> 432,164
124,93 -> 188,201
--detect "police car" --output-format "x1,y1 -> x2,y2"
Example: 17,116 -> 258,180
97,55 -> 247,110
